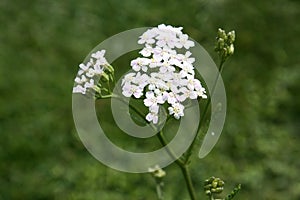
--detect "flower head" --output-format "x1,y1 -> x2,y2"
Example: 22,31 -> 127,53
121,24 -> 207,123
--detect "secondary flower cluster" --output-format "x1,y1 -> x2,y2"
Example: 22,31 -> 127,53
121,24 -> 207,124
73,50 -> 113,96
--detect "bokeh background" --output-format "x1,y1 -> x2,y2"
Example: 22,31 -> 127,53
1,0 -> 299,199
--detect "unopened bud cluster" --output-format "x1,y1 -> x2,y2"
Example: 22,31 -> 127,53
204,176 -> 225,196
215,28 -> 235,61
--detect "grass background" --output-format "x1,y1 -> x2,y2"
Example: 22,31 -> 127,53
0,0 -> 299,199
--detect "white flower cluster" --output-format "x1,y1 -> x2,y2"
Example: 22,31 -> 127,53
73,50 -> 109,94
121,24 -> 207,124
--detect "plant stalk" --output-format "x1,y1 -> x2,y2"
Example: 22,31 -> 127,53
107,94 -> 198,199
180,165 -> 197,200
184,59 -> 225,164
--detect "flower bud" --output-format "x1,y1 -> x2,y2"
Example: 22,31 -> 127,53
218,28 -> 227,40
214,187 -> 224,193
148,165 -> 166,178
204,184 -> 212,190
212,180 -> 218,188
204,176 -> 215,185
228,44 -> 234,56
205,190 -> 212,195
218,180 -> 225,187
217,38 -> 225,49
227,31 -> 235,43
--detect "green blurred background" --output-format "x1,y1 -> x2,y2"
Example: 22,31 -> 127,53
1,0 -> 299,199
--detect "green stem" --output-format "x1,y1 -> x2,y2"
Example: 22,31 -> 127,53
180,165 -> 197,200
111,94 -> 152,126
157,131 -> 185,166
107,81 -> 111,94
224,184 -> 241,200
155,180 -> 164,200
157,130 -> 197,200
184,59 -> 225,164
100,94 -> 197,200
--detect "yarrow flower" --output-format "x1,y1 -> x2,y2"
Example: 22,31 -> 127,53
121,24 -> 207,124
73,50 -> 114,97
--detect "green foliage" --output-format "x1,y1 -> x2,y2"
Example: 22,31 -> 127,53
0,0 -> 299,199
